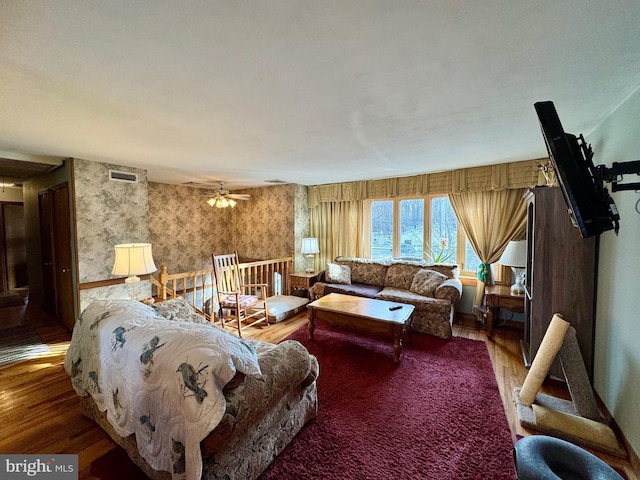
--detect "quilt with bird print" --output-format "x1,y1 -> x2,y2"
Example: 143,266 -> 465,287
64,299 -> 261,480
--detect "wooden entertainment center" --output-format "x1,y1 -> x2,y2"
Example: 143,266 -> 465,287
522,186 -> 597,380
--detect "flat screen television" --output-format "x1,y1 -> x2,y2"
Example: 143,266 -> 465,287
534,101 -> 619,238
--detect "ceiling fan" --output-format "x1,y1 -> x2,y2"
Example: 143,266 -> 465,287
193,182 -> 251,208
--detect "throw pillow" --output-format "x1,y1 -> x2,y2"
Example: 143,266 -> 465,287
410,269 -> 448,297
150,297 -> 209,324
326,263 -> 351,285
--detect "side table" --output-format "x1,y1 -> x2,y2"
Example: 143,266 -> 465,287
485,284 -> 525,340
288,271 -> 321,298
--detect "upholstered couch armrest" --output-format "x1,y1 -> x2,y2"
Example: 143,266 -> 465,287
311,282 -> 327,299
435,278 -> 463,303
204,340 -> 318,451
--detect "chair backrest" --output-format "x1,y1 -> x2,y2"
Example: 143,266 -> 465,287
212,251 -> 242,294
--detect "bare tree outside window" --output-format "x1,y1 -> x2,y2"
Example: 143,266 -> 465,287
371,200 -> 393,259
368,196 -> 481,275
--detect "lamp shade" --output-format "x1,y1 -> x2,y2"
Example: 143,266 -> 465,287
499,240 -> 526,268
112,243 -> 157,277
301,237 -> 320,255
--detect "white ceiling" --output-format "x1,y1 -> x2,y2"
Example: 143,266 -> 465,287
1,1 -> 639,190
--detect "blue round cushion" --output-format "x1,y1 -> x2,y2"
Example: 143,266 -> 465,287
513,435 -> 624,480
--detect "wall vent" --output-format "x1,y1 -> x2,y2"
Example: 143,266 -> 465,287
109,170 -> 138,183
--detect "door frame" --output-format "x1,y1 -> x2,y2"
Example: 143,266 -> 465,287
0,201 -> 25,294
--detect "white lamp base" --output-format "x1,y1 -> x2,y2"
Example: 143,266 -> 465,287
510,267 -> 526,295
304,254 -> 315,274
125,275 -> 141,300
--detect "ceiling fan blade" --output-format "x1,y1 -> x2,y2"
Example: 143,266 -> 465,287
227,194 -> 251,200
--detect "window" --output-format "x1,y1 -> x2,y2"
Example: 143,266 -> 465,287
366,196 -> 481,276
371,200 -> 393,259
464,239 -> 482,276
399,199 -> 424,259
428,197 -> 457,263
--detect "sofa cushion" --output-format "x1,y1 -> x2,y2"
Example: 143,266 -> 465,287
323,282 -> 383,298
375,287 -> 435,304
334,257 -> 389,286
384,263 -> 424,290
326,262 -> 351,284
410,269 -> 448,297
376,287 -> 452,311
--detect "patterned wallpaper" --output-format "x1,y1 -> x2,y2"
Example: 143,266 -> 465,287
74,161 -> 309,311
148,183 -> 229,273
225,183 -> 296,261
148,182 -> 308,272
294,183 -> 311,271
74,159 -> 150,310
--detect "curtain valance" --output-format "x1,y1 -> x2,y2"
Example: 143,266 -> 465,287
308,159 -> 546,208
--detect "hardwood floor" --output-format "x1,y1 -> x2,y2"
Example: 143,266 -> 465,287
1,298 -> 638,479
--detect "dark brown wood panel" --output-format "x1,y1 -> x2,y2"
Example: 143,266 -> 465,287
39,190 -> 56,314
51,183 -> 75,330
523,186 -> 597,379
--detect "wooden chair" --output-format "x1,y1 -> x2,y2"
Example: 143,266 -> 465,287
212,251 -> 269,337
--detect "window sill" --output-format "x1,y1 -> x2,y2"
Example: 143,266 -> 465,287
458,275 -> 478,287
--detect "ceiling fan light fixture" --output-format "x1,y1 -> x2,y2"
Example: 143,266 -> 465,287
206,196 -> 237,208
202,181 -> 247,208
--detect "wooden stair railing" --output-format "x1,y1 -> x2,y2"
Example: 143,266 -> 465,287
150,266 -> 215,320
150,255 -> 294,322
236,256 -> 293,297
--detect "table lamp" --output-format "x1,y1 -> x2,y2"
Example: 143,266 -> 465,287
301,237 -> 319,273
499,240 -> 526,295
112,243 -> 157,299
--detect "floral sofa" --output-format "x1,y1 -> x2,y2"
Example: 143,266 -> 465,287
66,298 -> 318,480
312,257 -> 462,339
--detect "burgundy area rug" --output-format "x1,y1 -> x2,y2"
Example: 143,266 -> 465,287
260,324 -> 516,480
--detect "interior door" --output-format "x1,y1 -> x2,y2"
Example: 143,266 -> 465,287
51,183 -> 76,330
2,204 -> 28,290
0,204 -> 6,294
39,190 -> 56,314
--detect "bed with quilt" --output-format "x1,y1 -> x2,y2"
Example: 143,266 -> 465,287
64,298 -> 318,480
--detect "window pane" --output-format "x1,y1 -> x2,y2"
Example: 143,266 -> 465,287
399,199 -> 424,259
465,239 -> 482,274
371,200 -> 393,259
428,197 -> 457,263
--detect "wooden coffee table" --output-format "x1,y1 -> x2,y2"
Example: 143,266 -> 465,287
306,293 -> 414,363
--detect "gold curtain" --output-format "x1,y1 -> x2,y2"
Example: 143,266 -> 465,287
448,188 -> 527,318
310,201 -> 365,270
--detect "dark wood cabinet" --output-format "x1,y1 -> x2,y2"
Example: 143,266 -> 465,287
523,186 -> 597,380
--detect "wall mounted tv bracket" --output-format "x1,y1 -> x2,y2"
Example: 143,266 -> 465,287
596,160 -> 640,192
576,134 -> 640,192
574,135 -> 620,233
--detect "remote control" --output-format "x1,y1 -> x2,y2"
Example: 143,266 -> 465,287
388,305 -> 402,311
